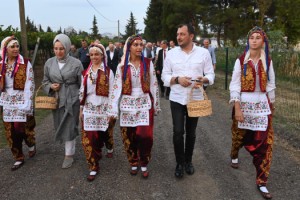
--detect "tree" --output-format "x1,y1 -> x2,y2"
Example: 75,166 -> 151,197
272,0 -> 300,45
160,0 -> 202,42
123,12 -> 140,39
25,16 -> 38,32
255,0 -> 272,27
57,27 -> 62,34
91,15 -> 101,39
46,26 -> 53,32
144,0 -> 163,42
38,25 -> 44,32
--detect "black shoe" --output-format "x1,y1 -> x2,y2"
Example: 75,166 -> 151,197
185,162 -> 194,175
175,164 -> 184,178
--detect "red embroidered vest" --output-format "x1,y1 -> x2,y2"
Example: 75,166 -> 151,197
121,58 -> 151,95
239,53 -> 268,92
0,59 -> 28,92
80,68 -> 111,105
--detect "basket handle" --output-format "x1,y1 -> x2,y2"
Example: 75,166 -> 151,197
35,84 -> 58,99
189,83 -> 209,102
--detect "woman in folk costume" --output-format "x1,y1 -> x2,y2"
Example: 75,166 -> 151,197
42,34 -> 83,169
108,35 -> 160,178
0,36 -> 36,170
229,26 -> 276,199
79,43 -> 115,182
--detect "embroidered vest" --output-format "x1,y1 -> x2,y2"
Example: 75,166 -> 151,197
239,53 -> 268,92
0,59 -> 28,92
80,68 -> 110,105
121,58 -> 151,95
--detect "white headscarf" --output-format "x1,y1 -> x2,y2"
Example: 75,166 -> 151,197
0,36 -> 19,59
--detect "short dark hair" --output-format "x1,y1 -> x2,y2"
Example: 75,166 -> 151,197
178,23 -> 195,35
161,40 -> 168,45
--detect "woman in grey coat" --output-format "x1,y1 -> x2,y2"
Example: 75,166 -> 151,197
42,34 -> 83,168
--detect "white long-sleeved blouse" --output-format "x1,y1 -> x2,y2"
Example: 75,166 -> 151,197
108,61 -> 160,127
79,64 -> 115,131
229,51 -> 276,131
0,55 -> 35,122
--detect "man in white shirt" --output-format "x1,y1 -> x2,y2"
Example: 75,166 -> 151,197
162,24 -> 215,178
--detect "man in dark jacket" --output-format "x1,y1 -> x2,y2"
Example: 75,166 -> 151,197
155,40 -> 170,99
106,43 -> 119,75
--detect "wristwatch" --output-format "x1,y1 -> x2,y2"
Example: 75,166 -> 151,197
175,76 -> 179,84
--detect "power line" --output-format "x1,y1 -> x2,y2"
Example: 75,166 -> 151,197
86,0 -> 117,23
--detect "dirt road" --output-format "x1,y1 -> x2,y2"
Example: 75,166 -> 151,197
0,88 -> 299,200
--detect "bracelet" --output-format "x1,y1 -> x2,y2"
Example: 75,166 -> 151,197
175,76 -> 179,84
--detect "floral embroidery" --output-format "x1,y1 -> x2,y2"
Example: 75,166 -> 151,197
120,95 -> 151,111
120,110 -> 149,126
240,100 -> 270,115
83,115 -> 109,131
0,92 -> 25,105
84,102 -> 109,115
238,115 -> 268,131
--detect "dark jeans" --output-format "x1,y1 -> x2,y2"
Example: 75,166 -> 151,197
170,101 -> 199,164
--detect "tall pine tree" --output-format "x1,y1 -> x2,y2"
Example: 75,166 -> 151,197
91,15 -> 101,39
123,12 -> 140,39
144,0 -> 163,42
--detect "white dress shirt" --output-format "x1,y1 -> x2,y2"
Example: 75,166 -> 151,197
162,45 -> 215,105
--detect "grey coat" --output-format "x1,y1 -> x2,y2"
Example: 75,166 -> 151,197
42,56 -> 83,143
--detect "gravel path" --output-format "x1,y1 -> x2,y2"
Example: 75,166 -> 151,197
0,88 -> 299,200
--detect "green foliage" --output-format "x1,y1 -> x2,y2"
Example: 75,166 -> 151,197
91,15 -> 101,40
123,12 -> 140,39
272,0 -> 300,45
144,0 -> 300,47
144,0 -> 163,42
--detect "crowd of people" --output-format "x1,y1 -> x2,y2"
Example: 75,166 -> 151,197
0,24 -> 275,199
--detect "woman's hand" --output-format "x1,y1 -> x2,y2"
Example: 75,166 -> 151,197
234,102 -> 244,122
270,103 -> 275,115
109,116 -> 117,121
51,83 -> 61,92
79,108 -> 83,121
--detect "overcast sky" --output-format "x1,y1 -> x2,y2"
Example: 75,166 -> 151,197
0,0 -> 149,35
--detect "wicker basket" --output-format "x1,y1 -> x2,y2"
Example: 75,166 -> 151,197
35,84 -> 58,110
187,85 -> 212,117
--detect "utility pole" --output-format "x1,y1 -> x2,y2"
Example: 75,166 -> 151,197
19,0 -> 28,58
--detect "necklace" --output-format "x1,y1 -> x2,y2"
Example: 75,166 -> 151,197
6,63 -> 14,77
89,69 -> 98,84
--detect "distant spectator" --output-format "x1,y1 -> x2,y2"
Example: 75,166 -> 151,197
114,42 -> 121,51
106,43 -> 119,75
143,42 -> 154,61
118,40 -> 125,63
78,40 -> 91,69
94,39 -> 101,44
69,44 -> 79,59
156,40 -> 170,99
169,40 -> 176,48
203,38 -> 216,70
